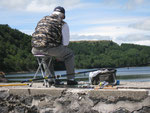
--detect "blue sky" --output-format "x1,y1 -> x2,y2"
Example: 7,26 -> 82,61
0,0 -> 150,46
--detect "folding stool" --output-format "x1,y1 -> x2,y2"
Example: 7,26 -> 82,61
30,54 -> 54,87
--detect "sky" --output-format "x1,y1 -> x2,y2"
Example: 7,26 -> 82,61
0,0 -> 150,46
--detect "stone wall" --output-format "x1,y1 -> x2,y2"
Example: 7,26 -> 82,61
0,88 -> 150,113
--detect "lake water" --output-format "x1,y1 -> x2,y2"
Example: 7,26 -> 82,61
5,66 -> 150,82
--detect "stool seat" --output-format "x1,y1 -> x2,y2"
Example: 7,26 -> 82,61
34,54 -> 49,57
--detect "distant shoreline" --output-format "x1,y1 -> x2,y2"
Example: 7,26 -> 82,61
6,71 -> 35,75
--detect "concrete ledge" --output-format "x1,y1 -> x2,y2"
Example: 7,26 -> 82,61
8,88 -> 149,101
88,89 -> 148,102
9,88 -> 66,97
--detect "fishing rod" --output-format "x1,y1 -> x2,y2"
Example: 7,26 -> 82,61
21,68 -> 102,83
21,76 -> 54,83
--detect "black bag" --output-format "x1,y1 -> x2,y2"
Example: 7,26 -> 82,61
91,68 -> 117,85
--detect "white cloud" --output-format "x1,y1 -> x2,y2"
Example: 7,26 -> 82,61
0,0 -> 81,12
124,0 -> 145,9
1,0 -> 150,12
20,29 -> 33,35
76,25 -> 149,38
116,34 -> 150,41
71,18 -> 150,46
134,40 -> 150,46
76,17 -> 147,26
71,16 -> 150,45
100,0 -> 149,10
115,34 -> 150,46
70,33 -> 150,46
0,0 -> 30,10
26,0 -> 52,12
129,18 -> 150,31
70,34 -> 112,41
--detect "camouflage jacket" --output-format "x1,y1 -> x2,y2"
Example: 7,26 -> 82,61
32,15 -> 65,48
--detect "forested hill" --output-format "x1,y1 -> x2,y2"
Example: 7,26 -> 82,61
0,24 -> 36,72
69,41 -> 150,68
0,24 -> 150,73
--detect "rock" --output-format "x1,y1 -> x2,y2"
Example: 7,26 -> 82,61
14,106 -> 26,113
113,108 -> 130,113
133,106 -> 150,113
0,106 -> 8,113
0,90 -> 9,101
20,96 -> 33,106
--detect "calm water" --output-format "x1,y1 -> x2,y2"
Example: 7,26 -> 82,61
5,66 -> 150,82
117,66 -> 150,82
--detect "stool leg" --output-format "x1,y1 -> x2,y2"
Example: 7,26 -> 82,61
30,58 -> 41,87
41,58 -> 50,87
29,66 -> 40,87
43,57 -> 54,77
43,58 -> 55,86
